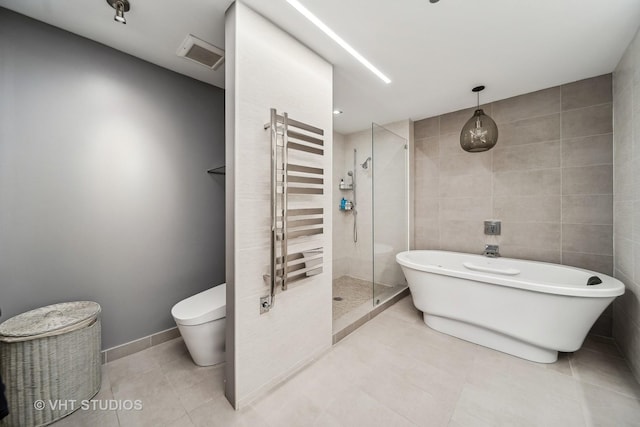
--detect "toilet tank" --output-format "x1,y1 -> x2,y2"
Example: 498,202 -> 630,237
171,283 -> 226,326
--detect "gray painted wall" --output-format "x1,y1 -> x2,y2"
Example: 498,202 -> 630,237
0,8 -> 225,349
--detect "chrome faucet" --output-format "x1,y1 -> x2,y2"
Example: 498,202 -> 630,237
483,244 -> 500,258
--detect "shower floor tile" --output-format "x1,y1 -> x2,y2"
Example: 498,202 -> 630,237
332,276 -> 372,321
332,275 -> 407,333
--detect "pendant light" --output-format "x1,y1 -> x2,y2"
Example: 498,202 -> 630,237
460,86 -> 498,152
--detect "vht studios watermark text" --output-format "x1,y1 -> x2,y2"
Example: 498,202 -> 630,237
33,399 -> 143,411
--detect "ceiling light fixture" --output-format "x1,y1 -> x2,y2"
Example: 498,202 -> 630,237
460,85 -> 498,153
286,0 -> 391,84
107,0 -> 130,24
333,109 -> 343,115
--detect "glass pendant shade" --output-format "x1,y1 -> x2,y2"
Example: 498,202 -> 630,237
460,108 -> 498,152
460,85 -> 498,152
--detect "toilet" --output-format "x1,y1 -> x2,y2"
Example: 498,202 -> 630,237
171,283 -> 226,366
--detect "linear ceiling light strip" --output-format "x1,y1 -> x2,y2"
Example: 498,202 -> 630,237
286,0 -> 391,84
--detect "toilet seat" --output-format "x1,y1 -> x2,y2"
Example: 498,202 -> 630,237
171,283 -> 226,326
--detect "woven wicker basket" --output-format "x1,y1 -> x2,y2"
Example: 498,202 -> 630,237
0,302 -> 101,427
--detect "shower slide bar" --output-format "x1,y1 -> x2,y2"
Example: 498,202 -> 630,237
265,108 -> 325,309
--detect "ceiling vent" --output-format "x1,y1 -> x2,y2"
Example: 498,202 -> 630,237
177,35 -> 224,70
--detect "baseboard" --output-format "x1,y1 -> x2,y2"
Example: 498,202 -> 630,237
101,327 -> 181,364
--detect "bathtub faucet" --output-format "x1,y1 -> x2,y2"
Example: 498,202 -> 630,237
483,245 -> 500,258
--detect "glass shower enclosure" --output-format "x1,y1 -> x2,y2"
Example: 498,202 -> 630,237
331,121 -> 408,335
372,123 -> 409,305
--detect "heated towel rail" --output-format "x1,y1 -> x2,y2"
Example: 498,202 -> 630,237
263,108 -> 325,311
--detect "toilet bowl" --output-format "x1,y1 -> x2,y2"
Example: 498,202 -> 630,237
171,283 -> 226,366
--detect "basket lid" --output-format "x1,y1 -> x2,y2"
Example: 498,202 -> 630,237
0,301 -> 101,338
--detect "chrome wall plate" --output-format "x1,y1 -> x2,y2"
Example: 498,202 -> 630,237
484,220 -> 501,236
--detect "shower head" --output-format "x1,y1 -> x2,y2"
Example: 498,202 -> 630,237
361,157 -> 372,169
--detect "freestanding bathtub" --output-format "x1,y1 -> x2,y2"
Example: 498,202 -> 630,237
396,250 -> 625,363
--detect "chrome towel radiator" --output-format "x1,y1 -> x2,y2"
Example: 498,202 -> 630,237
263,109 -> 324,312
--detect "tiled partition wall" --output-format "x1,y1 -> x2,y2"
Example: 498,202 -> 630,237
613,28 -> 640,381
225,3 -> 333,408
414,74 -> 614,335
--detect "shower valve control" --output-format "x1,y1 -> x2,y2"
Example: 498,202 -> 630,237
484,220 -> 501,236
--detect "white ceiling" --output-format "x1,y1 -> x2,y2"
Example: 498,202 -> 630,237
2,0 -> 640,133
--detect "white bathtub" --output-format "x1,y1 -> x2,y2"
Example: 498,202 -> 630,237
396,250 -> 625,363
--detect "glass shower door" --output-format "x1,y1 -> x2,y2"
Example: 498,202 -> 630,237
371,123 -> 408,305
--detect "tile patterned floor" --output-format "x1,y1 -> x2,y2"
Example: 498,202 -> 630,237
332,276 -> 372,321
52,296 -> 640,426
332,275 -> 407,333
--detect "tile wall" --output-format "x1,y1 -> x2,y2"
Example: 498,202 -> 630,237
225,3 -> 333,408
613,27 -> 640,381
332,132 -> 349,279
414,74 -> 614,334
